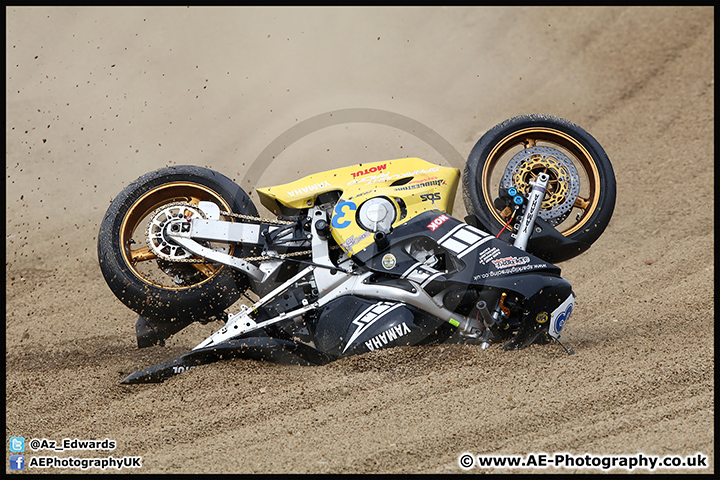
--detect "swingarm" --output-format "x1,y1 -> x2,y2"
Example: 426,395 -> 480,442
163,201 -> 312,283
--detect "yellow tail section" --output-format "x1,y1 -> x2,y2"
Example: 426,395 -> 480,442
256,158 -> 460,255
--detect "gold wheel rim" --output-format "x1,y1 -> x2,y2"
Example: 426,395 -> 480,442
119,182 -> 234,289
481,127 -> 600,236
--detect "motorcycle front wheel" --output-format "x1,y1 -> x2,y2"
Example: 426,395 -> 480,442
463,114 -> 616,262
97,165 -> 258,324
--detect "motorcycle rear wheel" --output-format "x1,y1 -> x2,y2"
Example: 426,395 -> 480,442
97,165 -> 258,324
463,114 -> 616,261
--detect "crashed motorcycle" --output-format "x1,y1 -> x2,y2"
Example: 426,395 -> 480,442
97,114 -> 615,384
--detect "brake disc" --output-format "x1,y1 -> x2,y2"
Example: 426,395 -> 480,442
500,145 -> 580,226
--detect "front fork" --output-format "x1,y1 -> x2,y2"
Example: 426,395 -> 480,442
513,172 -> 549,251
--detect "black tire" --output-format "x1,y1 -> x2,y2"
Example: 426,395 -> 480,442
463,114 -> 616,260
97,165 -> 259,324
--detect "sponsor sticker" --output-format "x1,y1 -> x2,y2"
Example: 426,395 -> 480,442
420,192 -> 441,204
382,253 -> 397,269
492,255 -> 530,269
549,294 -> 574,338
340,231 -> 372,251
478,246 -> 502,265
351,163 -> 387,178
427,214 -> 450,232
393,178 -> 446,191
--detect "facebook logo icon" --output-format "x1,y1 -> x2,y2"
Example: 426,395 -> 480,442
9,437 -> 25,452
10,455 -> 25,470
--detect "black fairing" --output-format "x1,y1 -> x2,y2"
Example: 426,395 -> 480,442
465,213 -> 591,264
311,296 -> 453,358
502,277 -> 573,350
353,210 -> 562,289
349,211 -> 573,336
120,336 -> 335,384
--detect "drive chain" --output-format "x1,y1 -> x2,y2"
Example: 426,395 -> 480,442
145,201 -> 312,264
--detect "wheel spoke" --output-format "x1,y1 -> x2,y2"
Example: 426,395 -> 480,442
192,263 -> 218,277
131,246 -> 156,263
187,195 -> 203,206
523,138 -> 537,148
573,196 -> 590,210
